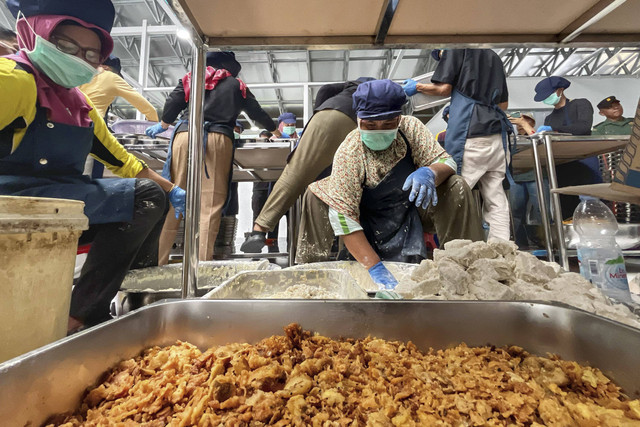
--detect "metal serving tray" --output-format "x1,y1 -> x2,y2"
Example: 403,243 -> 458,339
408,72 -> 450,111
1,300 -> 640,426
203,269 -> 368,299
115,260 -> 278,315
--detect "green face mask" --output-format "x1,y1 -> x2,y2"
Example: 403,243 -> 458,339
20,18 -> 97,89
283,125 -> 296,135
359,128 -> 398,151
543,92 -> 561,106
233,132 -> 241,140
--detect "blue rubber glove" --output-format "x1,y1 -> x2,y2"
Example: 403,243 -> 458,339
402,79 -> 418,97
402,167 -> 437,209
145,123 -> 166,138
536,125 -> 553,133
168,186 -> 186,219
369,261 -> 399,290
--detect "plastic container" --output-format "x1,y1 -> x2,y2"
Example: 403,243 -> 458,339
287,261 -> 418,293
574,196 -> 635,303
203,269 -> 368,299
0,196 -> 88,362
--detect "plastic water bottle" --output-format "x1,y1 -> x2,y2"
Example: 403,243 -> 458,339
574,196 -> 634,303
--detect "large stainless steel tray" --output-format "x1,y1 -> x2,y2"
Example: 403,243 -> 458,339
115,260 -> 278,315
2,300 -> 640,426
202,269 -> 368,299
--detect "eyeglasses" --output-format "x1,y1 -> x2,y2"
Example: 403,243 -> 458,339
49,34 -> 102,66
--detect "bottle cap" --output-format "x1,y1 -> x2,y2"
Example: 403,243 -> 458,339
579,195 -> 598,201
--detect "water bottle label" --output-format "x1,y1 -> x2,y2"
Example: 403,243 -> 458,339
602,258 -> 629,291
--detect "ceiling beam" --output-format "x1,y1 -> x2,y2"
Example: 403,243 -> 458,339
387,49 -> 405,79
111,25 -> 178,36
266,51 -> 285,115
342,50 -> 350,81
559,0 -> 627,43
374,0 -> 399,45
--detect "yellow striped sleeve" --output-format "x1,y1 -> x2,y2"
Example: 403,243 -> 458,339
0,58 -> 38,152
86,96 -> 147,178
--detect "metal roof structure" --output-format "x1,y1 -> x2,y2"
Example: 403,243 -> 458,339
1,0 -> 640,127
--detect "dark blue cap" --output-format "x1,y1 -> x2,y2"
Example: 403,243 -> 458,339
103,55 -> 121,73
352,79 -> 406,120
206,51 -> 241,77
234,120 -> 244,132
278,112 -> 296,124
534,76 -> 571,102
7,0 -> 115,33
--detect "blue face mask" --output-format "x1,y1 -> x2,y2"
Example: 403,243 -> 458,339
283,125 -> 296,135
543,92 -> 561,106
20,17 -> 98,88
359,127 -> 398,151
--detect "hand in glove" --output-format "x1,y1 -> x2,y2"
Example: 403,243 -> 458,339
369,262 -> 402,299
145,123 -> 166,138
402,79 -> 418,97
168,186 -> 186,219
402,167 -> 437,209
369,261 -> 399,290
536,125 -> 553,133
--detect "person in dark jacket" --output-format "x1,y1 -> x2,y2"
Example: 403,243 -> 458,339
147,51 -> 279,263
403,49 -> 512,241
534,76 -> 601,219
241,77 -> 373,253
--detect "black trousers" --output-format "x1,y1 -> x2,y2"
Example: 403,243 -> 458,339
252,182 -> 280,240
70,179 -> 168,325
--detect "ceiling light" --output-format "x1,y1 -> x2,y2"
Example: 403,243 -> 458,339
176,28 -> 191,40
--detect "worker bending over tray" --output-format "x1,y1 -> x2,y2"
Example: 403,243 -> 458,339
0,0 -> 185,331
298,79 -> 484,289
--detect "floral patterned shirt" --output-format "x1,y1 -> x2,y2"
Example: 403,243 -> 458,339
309,115 -> 454,225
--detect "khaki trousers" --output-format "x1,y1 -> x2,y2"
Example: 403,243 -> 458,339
296,175 -> 484,263
460,134 -> 511,241
158,131 -> 233,264
255,109 -> 356,231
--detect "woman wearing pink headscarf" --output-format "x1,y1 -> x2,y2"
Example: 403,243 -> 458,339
0,0 -> 186,331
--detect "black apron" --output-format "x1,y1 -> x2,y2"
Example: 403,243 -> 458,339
359,130 -> 426,262
0,107 -> 135,224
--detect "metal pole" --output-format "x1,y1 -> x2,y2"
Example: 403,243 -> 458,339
530,136 -> 554,261
543,134 -> 569,270
288,137 -> 299,267
181,41 -> 208,299
136,19 -> 150,121
302,84 -> 311,124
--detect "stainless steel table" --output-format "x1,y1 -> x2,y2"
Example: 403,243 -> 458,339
512,134 -> 630,269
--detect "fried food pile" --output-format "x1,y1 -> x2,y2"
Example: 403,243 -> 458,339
49,324 -> 640,426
